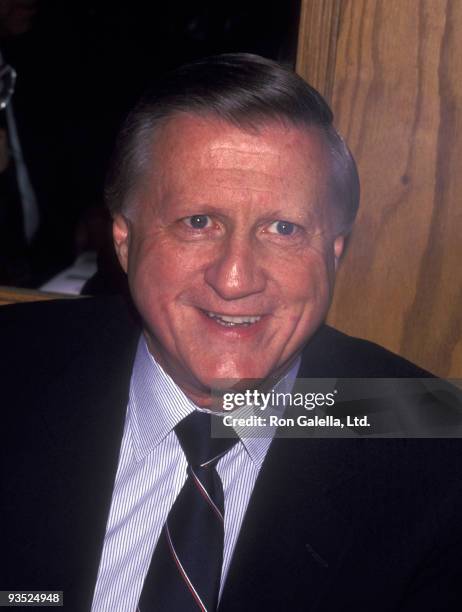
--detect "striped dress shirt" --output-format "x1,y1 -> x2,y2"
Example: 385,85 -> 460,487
91,336 -> 299,612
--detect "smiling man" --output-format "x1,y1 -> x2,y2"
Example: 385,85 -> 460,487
112,114 -> 346,403
2,54 -> 462,612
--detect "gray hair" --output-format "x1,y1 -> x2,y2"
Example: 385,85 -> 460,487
105,53 -> 359,235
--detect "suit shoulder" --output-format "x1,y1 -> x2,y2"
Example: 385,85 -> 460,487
0,296 -> 140,371
300,325 -> 432,377
0,294 -> 137,330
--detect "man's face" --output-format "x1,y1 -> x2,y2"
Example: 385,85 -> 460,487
114,114 -> 344,405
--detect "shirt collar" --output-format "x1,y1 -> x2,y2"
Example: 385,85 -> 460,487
128,335 -> 300,468
128,337 -> 194,461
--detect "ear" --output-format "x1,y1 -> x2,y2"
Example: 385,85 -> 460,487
112,214 -> 130,273
333,235 -> 345,271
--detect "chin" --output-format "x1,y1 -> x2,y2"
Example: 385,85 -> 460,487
195,360 -> 273,390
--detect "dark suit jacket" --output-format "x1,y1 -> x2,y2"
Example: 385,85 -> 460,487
1,297 -> 462,611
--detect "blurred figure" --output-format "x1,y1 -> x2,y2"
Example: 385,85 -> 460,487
0,0 -> 39,285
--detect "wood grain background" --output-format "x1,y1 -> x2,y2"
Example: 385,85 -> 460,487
297,0 -> 462,377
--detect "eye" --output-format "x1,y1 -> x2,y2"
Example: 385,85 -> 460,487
267,220 -> 297,236
183,215 -> 213,230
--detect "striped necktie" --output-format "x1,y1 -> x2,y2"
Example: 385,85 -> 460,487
138,410 -> 237,611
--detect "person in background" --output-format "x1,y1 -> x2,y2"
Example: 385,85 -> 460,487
0,0 -> 39,285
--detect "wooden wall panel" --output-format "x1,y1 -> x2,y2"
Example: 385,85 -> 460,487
297,0 -> 462,377
296,0 -> 342,101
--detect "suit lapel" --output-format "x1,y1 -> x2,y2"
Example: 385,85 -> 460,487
220,327 -> 364,610
30,300 -> 140,610
220,434 -> 360,611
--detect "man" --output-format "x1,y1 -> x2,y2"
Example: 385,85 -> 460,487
1,54 -> 462,611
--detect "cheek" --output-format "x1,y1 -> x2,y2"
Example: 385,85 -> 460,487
277,250 -> 334,313
128,240 -> 207,324
129,238 -> 183,289
127,242 -> 172,319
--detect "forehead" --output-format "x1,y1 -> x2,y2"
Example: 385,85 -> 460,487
145,114 -> 331,208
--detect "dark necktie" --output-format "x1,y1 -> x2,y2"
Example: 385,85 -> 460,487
138,410 -> 237,612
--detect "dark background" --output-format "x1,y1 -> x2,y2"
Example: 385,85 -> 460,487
1,0 -> 300,285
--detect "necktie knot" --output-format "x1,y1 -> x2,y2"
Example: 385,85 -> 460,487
175,410 -> 237,468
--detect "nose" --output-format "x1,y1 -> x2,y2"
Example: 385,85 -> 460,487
204,234 -> 266,301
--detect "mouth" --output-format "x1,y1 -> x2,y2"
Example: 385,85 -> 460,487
204,311 -> 262,327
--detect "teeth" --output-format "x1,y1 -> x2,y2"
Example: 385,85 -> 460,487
206,311 -> 261,326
